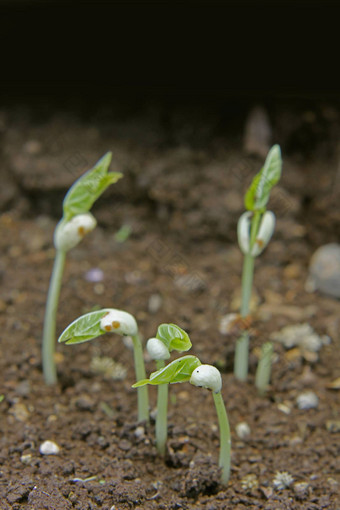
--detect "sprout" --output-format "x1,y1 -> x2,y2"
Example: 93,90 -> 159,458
133,357 -> 231,485
145,324 -> 191,456
234,145 -> 282,381
42,153 -> 122,385
58,308 -> 149,423
255,342 -> 274,396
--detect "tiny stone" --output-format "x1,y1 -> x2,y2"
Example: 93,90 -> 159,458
219,313 -> 238,335
94,283 -> 105,295
148,293 -> 163,313
39,440 -> 60,455
296,391 -> 318,410
85,268 -> 104,283
9,402 -> 30,422
76,395 -> 95,411
235,421 -> 251,439
270,323 -> 323,352
118,439 -> 132,451
134,426 -> 145,439
20,454 -> 32,464
308,243 -> 340,298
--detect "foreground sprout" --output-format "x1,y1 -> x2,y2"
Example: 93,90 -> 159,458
42,153 -> 122,385
134,357 -> 231,485
234,145 -> 282,381
146,324 -> 192,455
58,308 -> 149,423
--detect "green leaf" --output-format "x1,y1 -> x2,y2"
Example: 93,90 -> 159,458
245,145 -> 282,211
63,152 -> 123,220
58,309 -> 111,345
156,323 -> 192,352
132,355 -> 201,387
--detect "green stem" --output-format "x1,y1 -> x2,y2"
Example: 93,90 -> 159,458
255,342 -> 273,396
42,249 -> 66,385
234,211 -> 262,381
234,252 -> 254,381
212,391 -> 231,485
132,334 -> 150,423
155,359 -> 168,456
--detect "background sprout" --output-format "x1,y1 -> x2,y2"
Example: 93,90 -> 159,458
146,323 -> 192,456
255,342 -> 274,396
234,145 -> 282,381
42,153 -> 122,385
58,308 -> 149,423
134,357 -> 231,486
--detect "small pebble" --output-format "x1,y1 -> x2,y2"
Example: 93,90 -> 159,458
308,243 -> 340,298
271,323 -> 323,352
296,391 -> 318,410
219,313 -> 238,335
235,422 -> 251,439
148,294 -> 163,314
134,426 -> 145,439
85,268 -> 104,283
39,440 -> 60,455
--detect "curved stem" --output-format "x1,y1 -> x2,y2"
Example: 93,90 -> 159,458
155,359 -> 168,456
212,391 -> 231,485
42,249 -> 66,385
132,334 -> 149,423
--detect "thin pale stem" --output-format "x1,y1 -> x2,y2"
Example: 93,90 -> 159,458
212,391 -> 231,485
234,211 -> 261,381
132,334 -> 150,423
234,252 -> 254,380
42,249 -> 66,385
255,342 -> 273,396
155,359 -> 168,456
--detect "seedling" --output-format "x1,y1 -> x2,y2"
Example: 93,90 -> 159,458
146,323 -> 192,455
234,145 -> 282,381
133,356 -> 231,485
255,341 -> 274,396
58,308 -> 149,423
42,153 -> 122,385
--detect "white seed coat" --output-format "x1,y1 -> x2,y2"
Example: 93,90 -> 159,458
190,364 -> 222,393
146,338 -> 170,360
54,213 -> 97,251
100,309 -> 138,337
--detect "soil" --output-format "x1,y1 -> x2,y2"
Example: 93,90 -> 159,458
0,99 -> 339,509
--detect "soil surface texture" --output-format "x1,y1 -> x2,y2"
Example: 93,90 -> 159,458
0,101 -> 339,509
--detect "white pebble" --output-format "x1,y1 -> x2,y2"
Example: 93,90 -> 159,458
39,440 -> 60,455
235,421 -> 251,439
308,243 -> 340,298
296,391 -> 318,410
148,294 -> 163,314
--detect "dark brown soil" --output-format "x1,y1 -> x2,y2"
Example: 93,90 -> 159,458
0,101 -> 339,509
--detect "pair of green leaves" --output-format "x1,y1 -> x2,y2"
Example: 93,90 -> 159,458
63,152 -> 123,221
245,145 -> 282,212
133,355 -> 201,388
